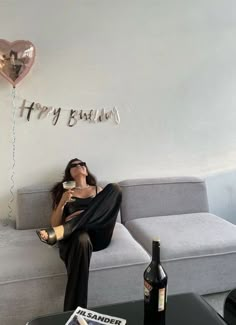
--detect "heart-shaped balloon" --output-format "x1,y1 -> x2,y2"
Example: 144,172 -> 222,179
0,39 -> 36,87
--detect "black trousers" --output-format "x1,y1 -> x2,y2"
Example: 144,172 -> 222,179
58,183 -> 122,311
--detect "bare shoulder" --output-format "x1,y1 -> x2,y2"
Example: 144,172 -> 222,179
97,185 -> 103,193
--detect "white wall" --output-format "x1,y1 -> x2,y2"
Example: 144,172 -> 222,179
206,169 -> 236,224
1,0 -> 236,221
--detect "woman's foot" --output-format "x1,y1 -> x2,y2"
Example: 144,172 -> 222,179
36,225 -> 64,245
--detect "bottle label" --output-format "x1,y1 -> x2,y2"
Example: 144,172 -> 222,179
144,280 -> 152,299
158,288 -> 166,311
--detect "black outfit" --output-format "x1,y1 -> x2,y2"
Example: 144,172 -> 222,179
58,183 -> 122,311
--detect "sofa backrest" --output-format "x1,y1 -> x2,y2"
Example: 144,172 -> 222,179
17,182 -> 121,230
17,185 -> 53,230
119,177 -> 209,224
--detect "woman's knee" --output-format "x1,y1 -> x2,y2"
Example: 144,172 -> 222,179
77,232 -> 92,250
105,183 -> 122,195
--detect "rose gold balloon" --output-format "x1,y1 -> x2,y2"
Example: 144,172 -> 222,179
0,39 -> 36,87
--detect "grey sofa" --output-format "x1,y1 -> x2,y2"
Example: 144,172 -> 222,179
120,178 -> 236,295
0,177 -> 236,325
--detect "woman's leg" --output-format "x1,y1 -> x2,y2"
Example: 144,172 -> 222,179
37,183 -> 122,245
64,183 -> 122,238
59,231 -> 93,311
57,184 -> 121,310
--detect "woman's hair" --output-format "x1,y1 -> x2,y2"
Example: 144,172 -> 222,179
51,158 -> 97,209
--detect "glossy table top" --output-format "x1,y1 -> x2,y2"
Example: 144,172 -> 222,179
224,288 -> 236,325
27,292 -> 226,325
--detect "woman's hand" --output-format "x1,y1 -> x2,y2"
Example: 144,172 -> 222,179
60,190 -> 74,207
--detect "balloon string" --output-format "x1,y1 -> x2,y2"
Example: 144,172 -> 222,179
7,87 -> 17,224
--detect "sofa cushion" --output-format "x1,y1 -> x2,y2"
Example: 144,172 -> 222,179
119,177 -> 209,224
90,222 -> 150,270
0,222 -> 149,284
125,213 -> 236,294
0,222 -> 150,324
17,183 -> 121,230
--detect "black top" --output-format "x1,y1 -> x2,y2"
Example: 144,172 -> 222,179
62,186 -> 98,222
64,196 -> 94,214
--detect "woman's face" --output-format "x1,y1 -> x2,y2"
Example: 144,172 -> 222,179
69,160 -> 88,179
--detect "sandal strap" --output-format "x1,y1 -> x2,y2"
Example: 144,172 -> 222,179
46,228 -> 57,245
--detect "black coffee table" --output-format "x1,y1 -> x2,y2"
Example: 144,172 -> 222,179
224,289 -> 236,325
27,292 -> 226,325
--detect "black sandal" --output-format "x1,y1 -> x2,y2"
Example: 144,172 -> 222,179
36,228 -> 57,246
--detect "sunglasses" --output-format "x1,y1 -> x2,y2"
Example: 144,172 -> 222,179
70,162 -> 86,168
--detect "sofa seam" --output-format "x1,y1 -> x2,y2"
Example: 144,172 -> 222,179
18,190 -> 51,194
0,272 -> 66,286
119,181 -> 204,187
162,250 -> 236,262
0,261 -> 150,286
90,260 -> 150,272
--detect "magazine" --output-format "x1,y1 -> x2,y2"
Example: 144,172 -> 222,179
65,306 -> 127,325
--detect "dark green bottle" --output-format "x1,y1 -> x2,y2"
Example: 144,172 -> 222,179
144,239 -> 168,325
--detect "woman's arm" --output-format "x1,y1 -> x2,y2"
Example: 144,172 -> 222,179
50,189 -> 74,227
51,202 -> 65,227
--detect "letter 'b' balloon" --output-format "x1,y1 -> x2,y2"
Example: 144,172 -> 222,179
0,39 -> 36,87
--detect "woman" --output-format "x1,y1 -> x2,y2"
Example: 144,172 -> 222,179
36,158 -> 122,311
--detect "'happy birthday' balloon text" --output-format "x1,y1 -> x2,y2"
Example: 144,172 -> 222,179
19,99 -> 120,126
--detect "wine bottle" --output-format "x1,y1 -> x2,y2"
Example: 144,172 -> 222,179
144,239 -> 168,325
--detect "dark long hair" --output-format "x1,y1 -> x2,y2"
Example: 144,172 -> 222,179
51,158 -> 97,209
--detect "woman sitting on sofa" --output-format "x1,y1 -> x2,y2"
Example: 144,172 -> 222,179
36,158 -> 122,311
